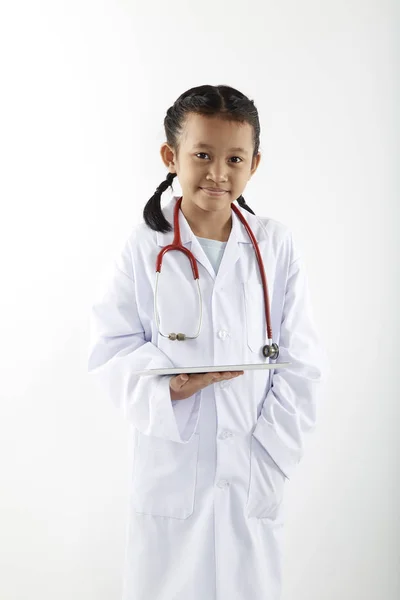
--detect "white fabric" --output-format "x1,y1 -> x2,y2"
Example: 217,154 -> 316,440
87,195 -> 330,600
195,235 -> 227,275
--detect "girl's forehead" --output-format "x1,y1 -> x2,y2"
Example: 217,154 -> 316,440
182,114 -> 253,148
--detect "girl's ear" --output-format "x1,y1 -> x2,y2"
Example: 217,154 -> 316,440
250,152 -> 261,176
160,143 -> 177,172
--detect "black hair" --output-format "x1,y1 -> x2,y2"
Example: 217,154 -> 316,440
143,84 -> 258,233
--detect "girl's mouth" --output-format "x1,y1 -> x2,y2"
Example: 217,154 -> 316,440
201,188 -> 228,196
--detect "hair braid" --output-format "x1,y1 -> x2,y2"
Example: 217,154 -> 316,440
143,172 -> 177,233
237,195 -> 255,215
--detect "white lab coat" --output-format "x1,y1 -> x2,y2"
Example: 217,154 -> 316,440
88,195 -> 329,600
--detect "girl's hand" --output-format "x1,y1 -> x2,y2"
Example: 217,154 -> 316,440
169,371 -> 244,401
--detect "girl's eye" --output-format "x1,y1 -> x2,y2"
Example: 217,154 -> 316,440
195,153 -> 243,163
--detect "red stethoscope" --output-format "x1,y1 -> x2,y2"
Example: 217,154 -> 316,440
154,196 -> 279,360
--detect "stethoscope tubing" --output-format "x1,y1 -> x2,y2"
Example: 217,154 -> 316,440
154,197 -> 279,359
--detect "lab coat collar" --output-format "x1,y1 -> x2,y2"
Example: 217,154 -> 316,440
155,195 -> 268,283
156,195 -> 266,247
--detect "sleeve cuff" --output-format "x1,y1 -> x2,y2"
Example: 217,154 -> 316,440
139,376 -> 200,443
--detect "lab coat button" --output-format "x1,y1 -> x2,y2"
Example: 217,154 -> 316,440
219,430 -> 233,439
217,480 -> 230,489
219,380 -> 230,389
217,329 -> 229,340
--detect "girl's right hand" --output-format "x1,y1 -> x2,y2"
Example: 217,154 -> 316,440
169,371 -> 244,401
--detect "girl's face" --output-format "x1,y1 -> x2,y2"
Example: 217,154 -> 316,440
160,113 -> 261,214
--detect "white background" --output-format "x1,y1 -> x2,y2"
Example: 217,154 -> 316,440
0,1 -> 398,599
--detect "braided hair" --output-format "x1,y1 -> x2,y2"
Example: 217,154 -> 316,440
143,85 -> 259,233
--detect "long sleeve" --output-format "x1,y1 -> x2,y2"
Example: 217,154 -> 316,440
87,248 -> 200,443
252,253 -> 330,481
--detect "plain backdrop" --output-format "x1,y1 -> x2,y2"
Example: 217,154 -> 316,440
0,1 -> 398,599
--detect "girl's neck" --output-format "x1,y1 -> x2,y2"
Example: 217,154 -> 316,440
181,199 -> 232,242
188,217 -> 231,242
189,223 -> 232,242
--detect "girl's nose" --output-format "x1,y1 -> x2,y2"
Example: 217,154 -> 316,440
207,169 -> 228,183
206,159 -> 229,182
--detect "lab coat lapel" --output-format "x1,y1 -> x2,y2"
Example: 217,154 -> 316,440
214,209 -> 247,284
187,236 -> 218,281
176,206 -> 217,281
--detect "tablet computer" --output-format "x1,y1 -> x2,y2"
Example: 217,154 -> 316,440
134,362 -> 290,377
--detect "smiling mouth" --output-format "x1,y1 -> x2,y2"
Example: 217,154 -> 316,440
201,187 -> 229,194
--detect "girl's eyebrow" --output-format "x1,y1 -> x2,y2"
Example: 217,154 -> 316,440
191,142 -> 249,155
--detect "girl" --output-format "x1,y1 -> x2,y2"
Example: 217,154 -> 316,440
88,84 -> 328,600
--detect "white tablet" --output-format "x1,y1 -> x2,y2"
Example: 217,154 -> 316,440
134,362 -> 291,377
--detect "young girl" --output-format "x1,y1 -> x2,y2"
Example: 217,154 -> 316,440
88,84 -> 328,600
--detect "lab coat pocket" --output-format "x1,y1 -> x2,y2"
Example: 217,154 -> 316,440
246,435 -> 287,521
243,282 -> 268,354
131,431 -> 200,519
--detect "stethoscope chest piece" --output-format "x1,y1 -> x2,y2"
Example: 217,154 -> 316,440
262,342 -> 279,360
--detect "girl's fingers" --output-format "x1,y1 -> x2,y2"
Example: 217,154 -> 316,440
173,370 -> 244,392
